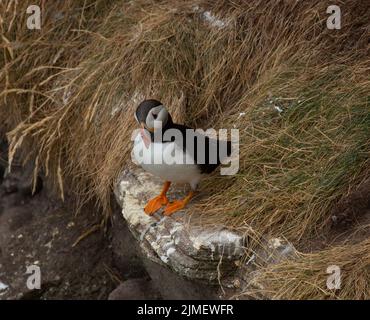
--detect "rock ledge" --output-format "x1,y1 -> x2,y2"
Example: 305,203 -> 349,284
114,169 -> 246,284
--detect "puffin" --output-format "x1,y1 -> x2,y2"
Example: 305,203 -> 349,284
133,99 -> 231,216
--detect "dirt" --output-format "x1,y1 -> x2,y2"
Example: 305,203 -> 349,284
0,141 -> 149,299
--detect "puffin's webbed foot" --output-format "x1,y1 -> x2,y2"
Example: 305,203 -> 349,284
144,194 -> 169,215
163,191 -> 194,216
144,181 -> 171,215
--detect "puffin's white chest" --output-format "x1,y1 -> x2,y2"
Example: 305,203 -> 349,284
133,133 -> 202,187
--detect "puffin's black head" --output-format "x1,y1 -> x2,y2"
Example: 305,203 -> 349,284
135,99 -> 171,133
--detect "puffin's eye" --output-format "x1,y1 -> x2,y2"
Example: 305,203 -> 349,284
152,113 -> 158,120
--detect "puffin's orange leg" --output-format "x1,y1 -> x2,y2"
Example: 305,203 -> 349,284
144,181 -> 171,215
164,191 -> 194,216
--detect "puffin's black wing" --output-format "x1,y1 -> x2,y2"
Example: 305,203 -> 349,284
167,123 -> 232,174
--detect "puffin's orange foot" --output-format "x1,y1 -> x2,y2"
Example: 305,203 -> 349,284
144,195 -> 169,215
164,200 -> 187,216
163,191 -> 194,216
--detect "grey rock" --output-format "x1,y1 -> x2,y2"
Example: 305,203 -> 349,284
108,278 -> 161,300
142,257 -> 220,300
114,169 -> 245,285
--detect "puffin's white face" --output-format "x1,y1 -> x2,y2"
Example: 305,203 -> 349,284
144,105 -> 169,132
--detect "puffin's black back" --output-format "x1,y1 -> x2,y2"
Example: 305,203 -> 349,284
165,123 -> 232,174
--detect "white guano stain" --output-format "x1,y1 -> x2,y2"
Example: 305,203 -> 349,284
0,281 -> 9,295
167,247 -> 176,256
189,228 -> 244,258
192,6 -> 228,29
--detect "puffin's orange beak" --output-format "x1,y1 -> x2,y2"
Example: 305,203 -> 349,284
140,123 -> 151,149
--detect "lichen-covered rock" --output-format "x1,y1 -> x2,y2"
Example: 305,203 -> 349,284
114,168 -> 246,284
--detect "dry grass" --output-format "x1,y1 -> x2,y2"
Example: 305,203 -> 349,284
1,0 -> 369,299
244,237 -> 370,300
